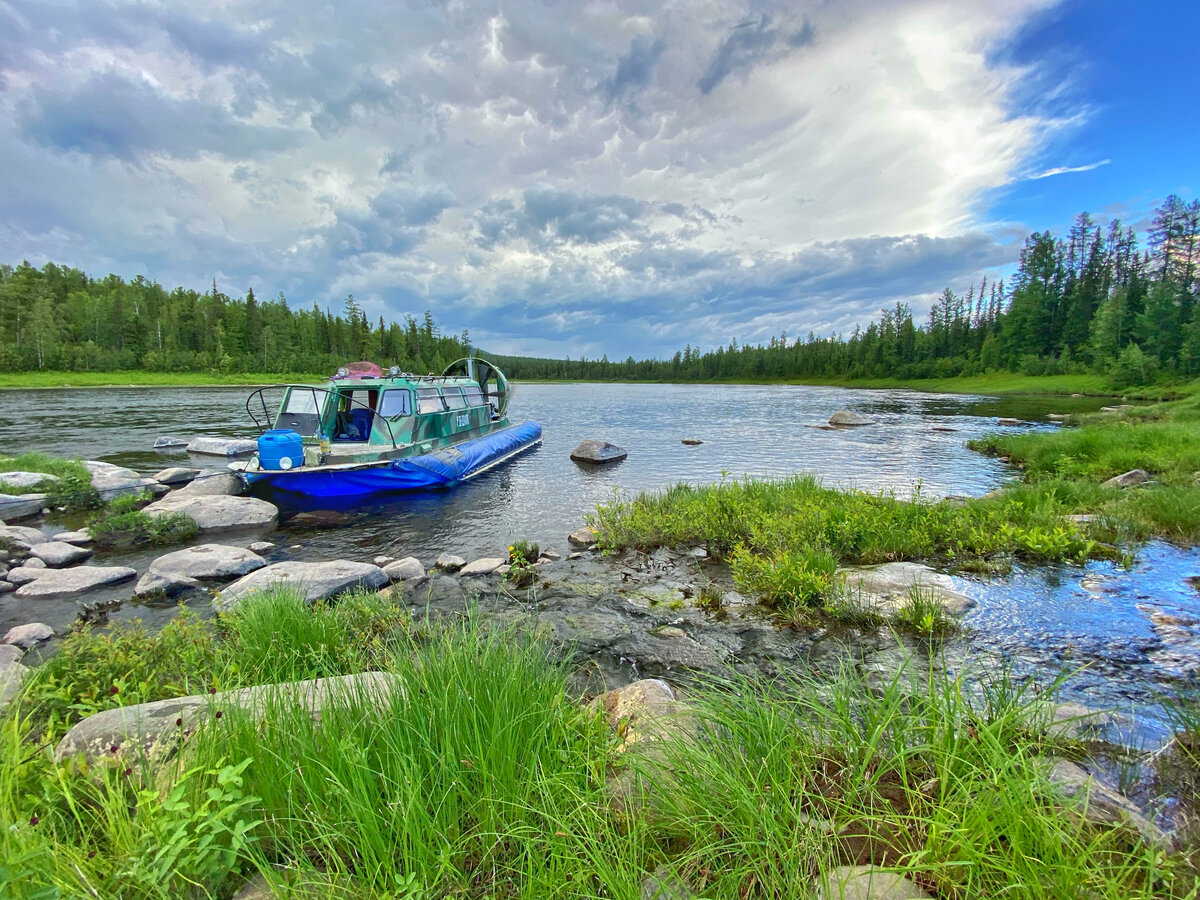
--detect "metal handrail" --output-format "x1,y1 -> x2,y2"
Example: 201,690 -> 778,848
244,385 -> 398,449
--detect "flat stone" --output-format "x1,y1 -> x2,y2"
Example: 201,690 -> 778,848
153,467 -> 200,485
171,472 -> 244,497
930,425 -> 957,432
6,566 -> 45,586
570,439 -> 628,463
30,541 -> 93,567
142,494 -> 278,533
997,417 -> 1023,426
0,644 -> 22,665
51,530 -> 92,546
3,622 -> 54,648
0,493 -> 47,520
14,566 -> 137,598
1045,759 -> 1169,849
186,437 -> 258,457
248,541 -> 276,554
133,570 -> 204,599
838,562 -> 976,616
0,471 -> 59,490
153,436 -> 189,449
54,672 -> 403,767
828,410 -> 877,427
459,557 -> 506,576
382,557 -> 425,583
1102,468 -> 1151,489
90,465 -> 158,501
435,552 -> 466,571
0,655 -> 28,707
541,548 -> 561,560
1047,413 -> 1069,421
680,438 -> 703,446
23,557 -> 46,569
374,555 -> 396,567
815,866 -> 932,900
0,525 -> 45,545
149,544 -> 266,581
214,560 -> 389,612
568,527 -> 597,548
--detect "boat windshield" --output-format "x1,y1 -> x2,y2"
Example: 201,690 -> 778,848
279,388 -> 325,436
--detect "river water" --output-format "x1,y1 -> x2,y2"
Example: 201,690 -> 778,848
1,382 -> 1196,742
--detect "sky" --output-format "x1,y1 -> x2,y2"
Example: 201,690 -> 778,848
0,0 -> 1196,360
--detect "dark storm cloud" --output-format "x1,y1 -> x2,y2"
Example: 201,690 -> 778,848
475,186 -> 648,248
22,71 -> 296,161
607,34 -> 666,98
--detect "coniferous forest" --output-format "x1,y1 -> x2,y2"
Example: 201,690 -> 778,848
2,194 -> 1198,387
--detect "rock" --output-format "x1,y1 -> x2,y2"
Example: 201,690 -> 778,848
30,541 -> 93,567
23,557 -> 46,570
6,566 -> 45,586
54,672 -> 403,767
289,510 -> 351,528
149,544 -> 266,581
680,438 -> 703,446
641,866 -> 695,900
249,541 -> 277,554
374,555 -> 396,567
88,463 -> 159,500
0,525 -> 45,546
838,562 -> 976,616
382,557 -> 425,583
1071,392 -> 1084,397
570,439 -> 628,463
568,527 -> 597,548
541,548 -> 561,560
435,552 -> 466,572
0,653 -> 28,707
14,566 -> 137,598
459,557 -> 506,576
142,494 -> 278,533
3,623 -> 54,648
214,560 -> 389,612
828,410 -> 877,427
0,493 -> 48,520
171,472 -> 244,497
186,437 -> 258,456
51,530 -> 92,546
592,678 -> 687,755
0,644 -> 22,666
153,466 -> 200,485
1102,468 -> 1151,489
815,866 -> 932,900
229,873 -> 275,900
0,471 -> 59,490
1047,413 -> 1069,421
568,551 -> 583,560
1036,701 -> 1118,741
687,546 -> 708,559
997,417 -> 1023,426
153,436 -> 189,449
133,570 -> 204,599
930,425 -> 957,432
1045,759 -> 1170,849
0,581 -> 13,594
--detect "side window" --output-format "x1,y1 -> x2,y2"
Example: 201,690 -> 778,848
379,389 -> 412,417
463,386 -> 485,406
443,387 -> 467,410
417,388 -> 445,414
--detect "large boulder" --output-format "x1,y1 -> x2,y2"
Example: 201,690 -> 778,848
55,672 -> 403,767
0,471 -> 59,490
0,493 -> 47,520
153,466 -> 200,485
50,530 -> 92,546
828,410 -> 877,427
838,562 -> 976,616
1102,469 -> 1151,489
3,622 -> 54,648
133,570 -> 204,599
13,566 -> 137,599
0,525 -> 45,546
186,437 -> 258,457
85,461 -> 159,500
142,494 -> 277,533
148,544 -> 266,581
571,440 -> 628,463
171,472 -> 244,497
30,540 -> 93,568
1044,759 -> 1170,849
214,560 -> 388,612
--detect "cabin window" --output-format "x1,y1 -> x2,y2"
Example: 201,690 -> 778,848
463,386 -> 485,406
332,389 -> 378,442
442,387 -> 467,410
379,389 -> 412,418
417,388 -> 445,414
279,388 -> 323,435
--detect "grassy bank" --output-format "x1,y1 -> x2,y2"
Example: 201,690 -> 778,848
0,371 -> 325,389
2,587 -> 1193,899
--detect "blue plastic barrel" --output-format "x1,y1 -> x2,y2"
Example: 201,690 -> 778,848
257,429 -> 305,470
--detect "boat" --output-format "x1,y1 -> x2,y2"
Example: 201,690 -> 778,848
231,357 -> 541,498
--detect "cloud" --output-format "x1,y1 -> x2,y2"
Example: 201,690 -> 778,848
0,0 -> 1073,358
1028,159 -> 1111,179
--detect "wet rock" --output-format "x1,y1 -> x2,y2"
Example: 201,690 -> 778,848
1035,701 -> 1120,741
680,438 -> 703,446
541,548 -> 561,560
1045,759 -> 1170,849
930,425 -> 957,432
51,530 -> 91,546
3,622 -> 54,648
815,866 -> 932,900
592,678 -> 688,755
7,566 -> 44,586
87,463 -> 159,500
0,471 -> 59,490
153,436 -> 189,449
149,544 -> 266,581
568,527 -> 597,548
570,439 -> 628,463
142,494 -> 278,533
0,581 -> 14,594
1102,468 -> 1151,489
289,510 -> 351,528
214,560 -> 388,612
0,525 -> 45,546
0,653 -> 28,707
133,570 -> 204,599
249,541 -> 276,554
172,472 -> 244,497
30,541 -> 93,568
829,410 -> 876,426
568,551 -> 583,560
435,552 -> 466,571
14,566 -> 137,598
54,672 -> 402,767
374,555 -> 396,567
0,493 -> 48,520
838,562 -> 976,616
153,466 -> 200,485
23,557 -> 46,570
460,557 -> 506,576
997,417 -> 1023,426
186,437 -> 258,456
382,557 -> 425,583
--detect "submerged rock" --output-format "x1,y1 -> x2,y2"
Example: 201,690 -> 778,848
214,560 -> 388,612
13,566 -> 137,598
186,437 -> 258,456
30,541 -> 92,568
1044,759 -> 1170,849
3,622 -> 54,648
153,436 -> 189,449
148,544 -> 266,581
828,410 -> 877,427
570,439 -> 628,463
142,494 -> 278,533
1102,468 -> 1151,489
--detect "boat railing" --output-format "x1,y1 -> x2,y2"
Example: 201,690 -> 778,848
244,386 -> 398,449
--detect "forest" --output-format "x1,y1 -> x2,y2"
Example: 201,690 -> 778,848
2,194 -> 1198,387
493,195 -> 1200,388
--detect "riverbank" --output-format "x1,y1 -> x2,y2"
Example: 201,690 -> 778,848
0,370 -> 325,389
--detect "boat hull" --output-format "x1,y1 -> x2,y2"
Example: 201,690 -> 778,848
242,421 -> 542,498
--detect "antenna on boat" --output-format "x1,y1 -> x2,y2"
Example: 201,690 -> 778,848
466,347 -> 476,382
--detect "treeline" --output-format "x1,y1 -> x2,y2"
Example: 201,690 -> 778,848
0,266 -> 471,375
494,195 -> 1200,388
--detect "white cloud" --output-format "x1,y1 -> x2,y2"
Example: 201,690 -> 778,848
1029,159 -> 1112,180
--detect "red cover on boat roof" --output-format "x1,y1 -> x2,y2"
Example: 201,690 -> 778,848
338,361 -> 383,379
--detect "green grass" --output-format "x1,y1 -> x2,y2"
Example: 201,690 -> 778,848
85,491 -> 199,549
0,370 -> 325,389
0,452 -> 98,511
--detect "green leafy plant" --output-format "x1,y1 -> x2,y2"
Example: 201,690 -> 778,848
86,492 -> 198,549
892,586 -> 961,640
504,539 -> 540,587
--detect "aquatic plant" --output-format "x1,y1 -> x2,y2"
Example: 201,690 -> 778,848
504,538 -> 540,587
85,492 -> 199,549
